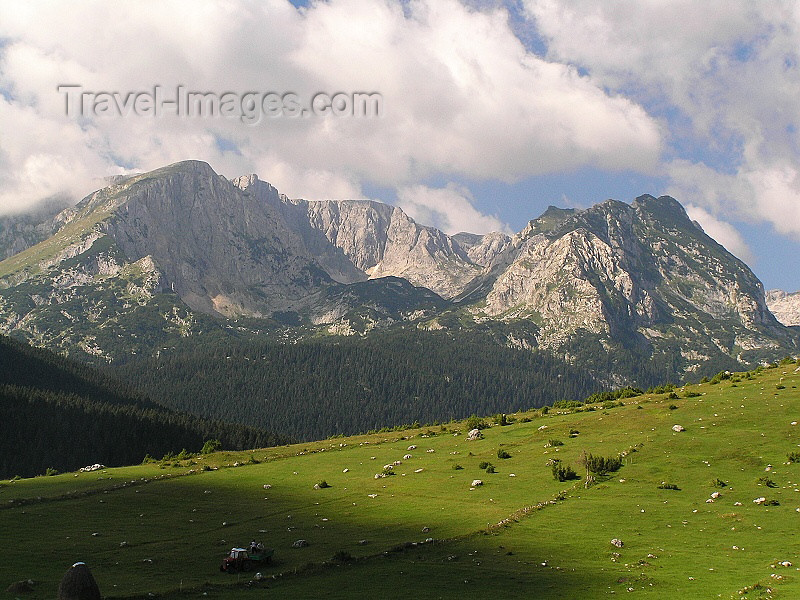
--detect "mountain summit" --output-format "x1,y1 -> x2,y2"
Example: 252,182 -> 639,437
0,161 -> 795,378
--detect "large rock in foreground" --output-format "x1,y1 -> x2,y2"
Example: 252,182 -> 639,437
57,562 -> 101,600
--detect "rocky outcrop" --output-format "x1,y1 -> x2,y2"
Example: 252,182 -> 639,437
0,198 -> 69,260
766,290 -> 800,326
467,195 -> 794,364
287,197 -> 481,298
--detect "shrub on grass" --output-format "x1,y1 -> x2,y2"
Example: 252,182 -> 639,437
453,464 -> 463,470
668,404 -> 678,410
497,449 -> 511,459
478,461 -> 489,469
757,476 -> 777,488
711,478 -> 727,488
485,464 -> 496,474
546,439 -> 564,448
685,391 -> 701,398
466,415 -> 489,430
552,463 -> 578,482
788,452 -> 800,463
657,482 -> 680,490
583,453 -> 623,475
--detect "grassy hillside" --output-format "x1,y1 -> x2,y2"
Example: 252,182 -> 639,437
2,360 -> 800,599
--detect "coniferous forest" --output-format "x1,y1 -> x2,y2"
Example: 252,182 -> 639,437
0,335 -> 289,479
111,328 -> 655,442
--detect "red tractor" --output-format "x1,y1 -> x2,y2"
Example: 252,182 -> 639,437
220,543 -> 273,573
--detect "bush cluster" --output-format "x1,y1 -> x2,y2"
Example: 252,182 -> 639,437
551,461 -> 579,482
583,453 -> 623,475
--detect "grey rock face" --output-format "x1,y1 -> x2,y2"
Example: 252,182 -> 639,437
0,197 -> 70,260
766,289 -> 800,326
107,162 -> 325,317
291,198 -> 482,298
467,195 -> 793,364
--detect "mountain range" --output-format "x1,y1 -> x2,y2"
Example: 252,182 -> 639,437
0,160 -> 796,384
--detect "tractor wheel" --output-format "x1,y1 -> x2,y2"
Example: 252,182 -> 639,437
242,560 -> 251,572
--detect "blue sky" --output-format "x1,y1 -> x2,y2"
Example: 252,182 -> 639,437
1,0 -> 799,290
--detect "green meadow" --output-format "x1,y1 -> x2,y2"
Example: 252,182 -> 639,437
3,362 -> 800,599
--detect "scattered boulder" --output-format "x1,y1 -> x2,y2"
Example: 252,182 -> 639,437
466,429 -> 483,441
407,445 -> 417,450
610,539 -> 624,548
79,464 -> 105,473
292,539 -> 309,548
57,563 -> 101,600
672,425 -> 685,432
404,454 -> 413,460
471,479 -> 483,487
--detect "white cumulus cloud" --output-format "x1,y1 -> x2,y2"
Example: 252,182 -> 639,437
524,0 -> 800,237
684,204 -> 753,264
0,0 -> 662,214
397,183 -> 511,235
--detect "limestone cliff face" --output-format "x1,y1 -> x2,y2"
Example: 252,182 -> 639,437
106,162 -> 325,317
288,197 -> 481,298
766,290 -> 800,326
0,198 -> 69,260
469,195 -> 792,365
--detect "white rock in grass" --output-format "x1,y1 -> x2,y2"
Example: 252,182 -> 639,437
466,429 -> 483,441
471,479 -> 483,487
610,538 -> 624,548
672,425 -> 685,432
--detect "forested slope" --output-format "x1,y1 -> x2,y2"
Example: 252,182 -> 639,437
113,329 -> 607,441
0,335 -> 288,478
